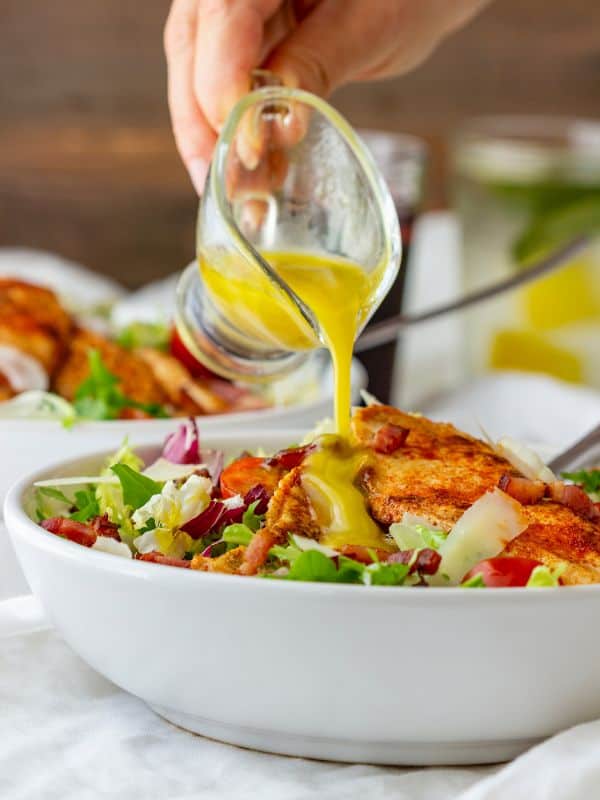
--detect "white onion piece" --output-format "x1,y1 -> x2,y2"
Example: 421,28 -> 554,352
142,458 -> 204,482
0,390 -> 74,420
0,346 -> 48,392
433,488 -> 528,585
494,436 -> 555,483
222,495 -> 244,510
291,534 -> 339,558
34,476 -> 118,487
92,536 -> 132,558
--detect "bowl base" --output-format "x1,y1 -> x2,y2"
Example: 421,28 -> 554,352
149,704 -> 542,766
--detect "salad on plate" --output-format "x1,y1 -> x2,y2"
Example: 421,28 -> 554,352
32,405 -> 600,588
0,278 -> 269,422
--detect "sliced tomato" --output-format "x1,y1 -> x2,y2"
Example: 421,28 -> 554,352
462,557 -> 543,587
170,328 -> 219,379
220,456 -> 281,499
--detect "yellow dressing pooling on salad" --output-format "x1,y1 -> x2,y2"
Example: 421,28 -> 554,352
201,249 -> 389,550
301,435 -> 392,552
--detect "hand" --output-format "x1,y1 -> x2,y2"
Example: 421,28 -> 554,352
164,0 -> 490,193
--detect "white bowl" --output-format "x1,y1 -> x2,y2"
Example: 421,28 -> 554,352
0,360 -> 366,505
6,430 -> 600,766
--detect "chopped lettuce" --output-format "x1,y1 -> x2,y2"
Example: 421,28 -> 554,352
562,469 -> 600,502
461,574 -> 486,588
389,514 -> 447,551
275,549 -> 410,586
35,485 -> 99,523
96,439 -> 144,544
111,464 -> 162,510
74,349 -> 167,420
242,500 -> 265,533
222,524 -> 254,547
70,489 -> 100,522
526,563 -> 566,588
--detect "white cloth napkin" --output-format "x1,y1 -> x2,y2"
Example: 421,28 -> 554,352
3,613 -> 600,800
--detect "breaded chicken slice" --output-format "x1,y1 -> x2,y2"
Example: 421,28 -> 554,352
352,405 -> 510,530
264,467 -> 321,543
352,405 -> 600,585
136,348 -> 228,415
0,279 -> 72,374
53,328 -> 167,407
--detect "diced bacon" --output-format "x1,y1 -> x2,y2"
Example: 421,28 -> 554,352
547,482 -> 600,522
89,514 -> 121,540
136,552 -> 191,568
498,473 -> 546,505
266,444 -> 315,470
386,548 -> 441,575
41,517 -> 97,547
372,424 -> 409,455
239,528 -> 277,575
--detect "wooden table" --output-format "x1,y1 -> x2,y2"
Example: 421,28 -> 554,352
1,0 -> 598,288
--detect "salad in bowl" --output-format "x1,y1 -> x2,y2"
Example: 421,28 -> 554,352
30,406 -> 600,588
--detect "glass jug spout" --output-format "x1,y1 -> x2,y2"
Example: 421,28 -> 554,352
175,82 -> 401,382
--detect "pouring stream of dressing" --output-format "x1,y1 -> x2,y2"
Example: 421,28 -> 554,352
201,249 -> 391,549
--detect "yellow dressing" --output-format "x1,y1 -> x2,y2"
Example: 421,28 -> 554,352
201,249 -> 390,551
202,250 -> 379,437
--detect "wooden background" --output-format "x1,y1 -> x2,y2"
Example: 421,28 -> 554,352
1,0 -> 599,288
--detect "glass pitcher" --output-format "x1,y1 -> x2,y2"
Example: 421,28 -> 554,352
175,78 -> 401,382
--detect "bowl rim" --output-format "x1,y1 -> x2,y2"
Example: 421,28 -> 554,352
5,433 -> 599,601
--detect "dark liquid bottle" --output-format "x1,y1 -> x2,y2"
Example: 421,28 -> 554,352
358,211 -> 416,403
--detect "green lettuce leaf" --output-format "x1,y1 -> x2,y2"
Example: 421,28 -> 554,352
242,500 -> 265,533
389,518 -> 447,551
526,563 -> 566,588
74,349 -> 167,420
461,573 -> 486,588
222,523 -> 254,547
110,464 -> 162,510
562,469 -> 600,501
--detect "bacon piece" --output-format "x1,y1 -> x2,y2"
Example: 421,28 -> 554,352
239,528 -> 277,575
547,482 -> 600,522
372,424 -> 409,455
266,444 -> 314,470
386,547 -> 442,575
136,552 -> 191,568
338,545 -> 392,564
41,517 -> 97,547
89,514 -> 121,540
498,473 -> 546,505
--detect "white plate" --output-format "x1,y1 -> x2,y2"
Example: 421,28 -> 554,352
0,360 -> 366,506
5,431 -> 600,766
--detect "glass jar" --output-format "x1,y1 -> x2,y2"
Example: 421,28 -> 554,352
452,116 -> 600,387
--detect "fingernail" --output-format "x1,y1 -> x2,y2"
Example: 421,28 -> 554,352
188,158 -> 209,195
